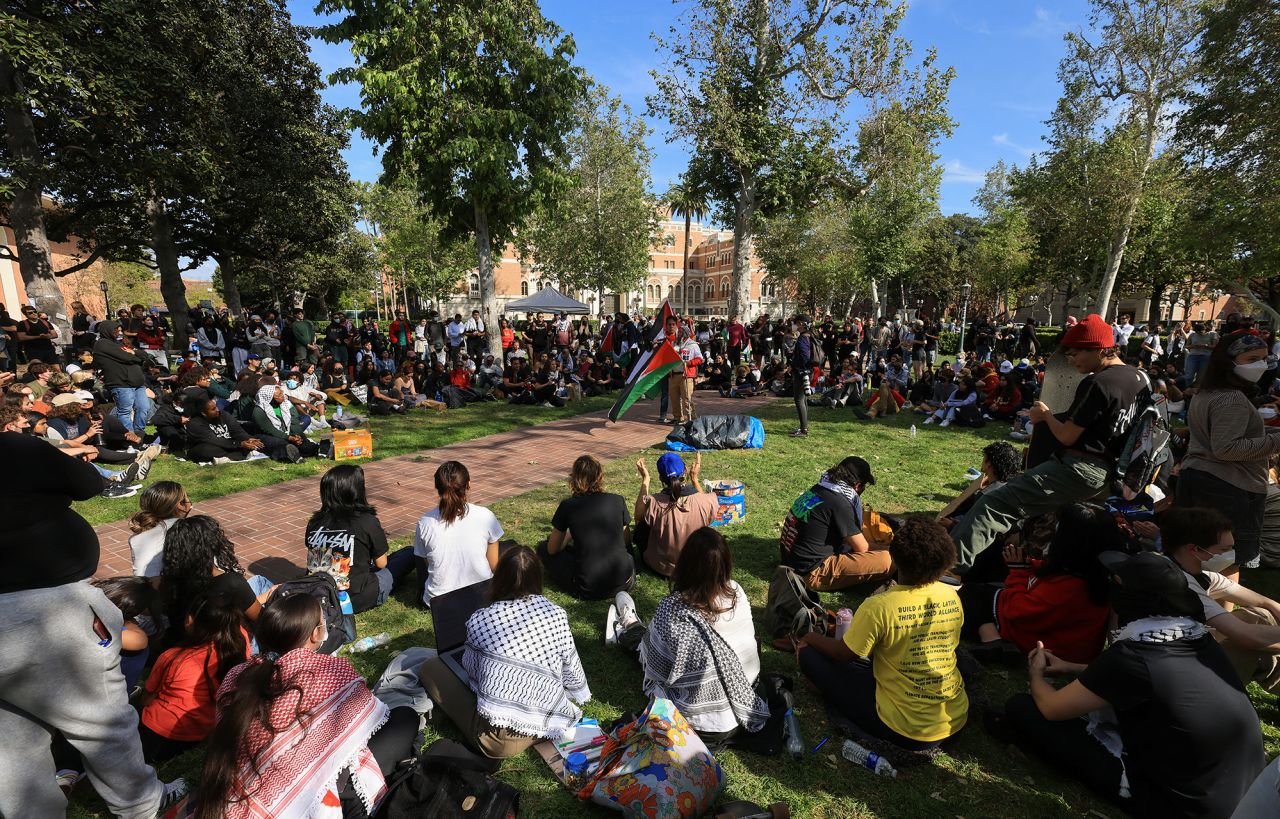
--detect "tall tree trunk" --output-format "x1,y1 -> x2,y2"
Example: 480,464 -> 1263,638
869,278 -> 880,320
728,173 -> 757,320
1095,116 -> 1159,318
681,211 -> 691,316
473,203 -> 500,357
216,252 -> 243,316
1148,282 -> 1166,326
0,55 -> 71,341
147,191 -> 189,353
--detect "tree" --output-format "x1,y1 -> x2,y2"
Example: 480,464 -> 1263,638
971,162 -> 1034,317
525,84 -> 658,313
648,0 -> 946,320
1177,0 -> 1280,317
914,213 -> 982,299
1061,0 -> 1204,317
663,171 -> 711,315
319,0 -> 589,356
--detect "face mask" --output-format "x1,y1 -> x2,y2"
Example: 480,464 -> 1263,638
1234,360 -> 1269,382
1198,547 -> 1236,574
286,379 -> 299,389
317,621 -> 329,646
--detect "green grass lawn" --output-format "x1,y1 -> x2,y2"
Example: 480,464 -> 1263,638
73,395 -> 616,528
68,401 -> 1280,818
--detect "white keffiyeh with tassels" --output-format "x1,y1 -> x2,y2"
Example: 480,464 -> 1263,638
256,383 -> 293,434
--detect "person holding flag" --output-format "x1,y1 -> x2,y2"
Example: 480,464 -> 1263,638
607,302 -> 683,424
671,324 -> 705,425
655,312 -> 679,423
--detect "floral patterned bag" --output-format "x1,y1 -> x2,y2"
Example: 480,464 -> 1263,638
576,697 -> 725,817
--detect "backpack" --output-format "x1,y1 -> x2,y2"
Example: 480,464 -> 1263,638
369,740 -> 519,819
807,335 -> 827,368
1114,390 -> 1172,496
764,565 -> 830,641
267,573 -> 353,653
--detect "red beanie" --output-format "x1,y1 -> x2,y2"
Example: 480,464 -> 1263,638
1060,313 -> 1113,349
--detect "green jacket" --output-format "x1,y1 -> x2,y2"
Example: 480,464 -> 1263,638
291,319 -> 317,345
251,404 -> 305,439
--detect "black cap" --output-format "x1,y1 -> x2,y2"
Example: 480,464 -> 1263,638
831,455 -> 875,486
1099,550 -> 1204,622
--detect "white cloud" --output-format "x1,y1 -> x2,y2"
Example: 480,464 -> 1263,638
1018,5 -> 1072,39
942,160 -> 986,184
993,133 -> 1038,158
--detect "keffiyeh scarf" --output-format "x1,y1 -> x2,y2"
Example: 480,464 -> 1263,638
255,384 -> 292,434
817,473 -> 864,526
1110,616 -> 1207,644
219,649 -> 389,819
640,595 -> 769,733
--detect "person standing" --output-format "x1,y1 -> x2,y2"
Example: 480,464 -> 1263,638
290,308 -> 318,366
1112,313 -> 1135,359
1184,321 -> 1218,386
446,313 -> 466,362
93,320 -> 152,444
1177,331 -> 1280,573
70,300 -> 97,354
950,314 -> 1147,572
388,310 -> 413,362
727,314 -> 746,367
15,304 -> 59,364
670,326 -> 703,425
791,318 -> 815,437
464,309 -> 487,360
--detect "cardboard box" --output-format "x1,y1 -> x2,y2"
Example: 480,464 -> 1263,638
333,429 -> 373,461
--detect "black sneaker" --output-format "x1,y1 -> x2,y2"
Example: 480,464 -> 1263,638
284,443 -> 302,463
790,429 -> 809,437
101,482 -> 138,500
116,462 -> 142,486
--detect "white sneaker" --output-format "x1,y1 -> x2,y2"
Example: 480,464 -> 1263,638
923,416 -> 935,425
614,591 -> 640,632
246,451 -> 269,461
212,456 -> 232,465
604,604 -> 619,645
158,778 -> 188,813
939,418 -> 951,428
1009,430 -> 1028,440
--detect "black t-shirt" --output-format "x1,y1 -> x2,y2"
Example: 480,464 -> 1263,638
209,571 -> 258,614
1064,364 -> 1147,458
1079,636 -> 1263,818
305,513 -> 389,613
549,492 -> 633,599
504,364 -> 530,385
778,485 -> 861,575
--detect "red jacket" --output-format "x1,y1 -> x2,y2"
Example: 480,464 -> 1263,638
986,387 -> 1022,414
997,562 -> 1109,664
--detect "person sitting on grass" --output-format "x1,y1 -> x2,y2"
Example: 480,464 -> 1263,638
779,456 -> 892,591
195,593 -> 419,819
183,395 -> 278,465
411,460 -> 504,607
795,516 -> 968,752
129,481 -> 192,578
728,363 -> 763,397
249,382 -> 320,463
393,360 -> 441,410
160,515 -> 276,636
634,527 -> 768,751
92,576 -> 159,692
914,368 -> 955,416
538,454 -> 635,601
305,464 -> 414,616
419,548 -> 591,759
923,377 -> 980,427
957,502 -> 1123,665
366,369 -> 407,415
1001,550 -> 1264,818
633,452 -> 718,578
936,441 -> 1023,530
138,592 -> 251,763
863,379 -> 904,419
984,373 -> 1023,421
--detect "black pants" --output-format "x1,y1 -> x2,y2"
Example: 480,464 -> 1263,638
797,646 -> 942,751
339,706 -> 420,817
187,443 -> 249,463
1003,694 -> 1126,806
957,582 -> 1001,640
536,539 -> 634,601
138,723 -> 200,764
728,347 -> 741,367
793,374 -> 809,432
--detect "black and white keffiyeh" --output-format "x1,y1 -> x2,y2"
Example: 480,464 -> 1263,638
640,594 -> 769,733
462,595 -> 590,739
1110,616 -> 1207,644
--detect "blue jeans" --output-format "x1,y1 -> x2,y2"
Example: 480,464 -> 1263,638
1184,353 -> 1209,386
110,386 -> 152,436
372,549 -> 416,608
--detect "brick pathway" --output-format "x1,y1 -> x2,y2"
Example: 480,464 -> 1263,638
93,394 -> 776,578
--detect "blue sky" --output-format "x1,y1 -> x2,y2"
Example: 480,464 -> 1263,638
287,0 -> 1090,218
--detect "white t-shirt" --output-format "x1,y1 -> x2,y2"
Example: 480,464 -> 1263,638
412,503 -> 504,605
130,518 -> 178,577
687,581 -> 761,735
1184,569 -> 1239,622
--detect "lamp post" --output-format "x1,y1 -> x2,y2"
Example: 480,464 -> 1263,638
99,280 -> 110,318
957,282 -> 972,361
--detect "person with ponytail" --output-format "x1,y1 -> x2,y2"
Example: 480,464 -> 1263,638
138,592 -> 251,762
411,460 -> 504,606
633,452 -> 717,578
128,480 -> 191,578
1178,330 -> 1280,575
196,594 -> 418,819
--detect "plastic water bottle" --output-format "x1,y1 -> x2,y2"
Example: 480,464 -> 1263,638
910,424 -> 917,439
781,689 -> 804,758
841,739 -> 898,777
834,608 -> 853,640
335,405 -> 344,419
346,632 -> 390,653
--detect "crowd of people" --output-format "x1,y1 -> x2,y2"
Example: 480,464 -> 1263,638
3,294 -> 1280,819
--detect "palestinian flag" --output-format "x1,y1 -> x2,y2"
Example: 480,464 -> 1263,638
600,322 -> 616,357
608,340 -> 681,422
644,299 -> 676,345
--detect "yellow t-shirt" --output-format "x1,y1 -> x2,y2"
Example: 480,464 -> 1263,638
843,581 -> 968,742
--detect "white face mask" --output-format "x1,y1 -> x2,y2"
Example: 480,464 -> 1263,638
1234,360 -> 1269,382
1199,548 -> 1236,574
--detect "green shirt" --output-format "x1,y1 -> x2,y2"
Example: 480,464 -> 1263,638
292,319 -> 316,345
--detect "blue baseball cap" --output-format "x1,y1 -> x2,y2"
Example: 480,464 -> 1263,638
656,453 -> 686,480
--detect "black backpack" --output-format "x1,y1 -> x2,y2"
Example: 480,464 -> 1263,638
371,740 -> 519,819
267,573 -> 353,653
1114,389 -> 1172,495
764,565 -> 830,640
807,334 -> 826,368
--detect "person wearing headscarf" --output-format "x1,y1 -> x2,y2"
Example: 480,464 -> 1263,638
249,381 -> 319,463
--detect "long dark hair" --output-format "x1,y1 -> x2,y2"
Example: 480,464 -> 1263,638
309,464 -> 376,528
129,480 -> 187,534
195,594 -> 321,819
1198,330 -> 1261,392
1037,502 -> 1125,606
490,547 -> 542,602
161,515 -> 243,638
672,527 -> 735,618
434,460 -> 470,524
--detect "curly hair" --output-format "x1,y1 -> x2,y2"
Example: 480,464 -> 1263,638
889,515 -> 957,586
160,515 -> 243,639
982,441 -> 1022,483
